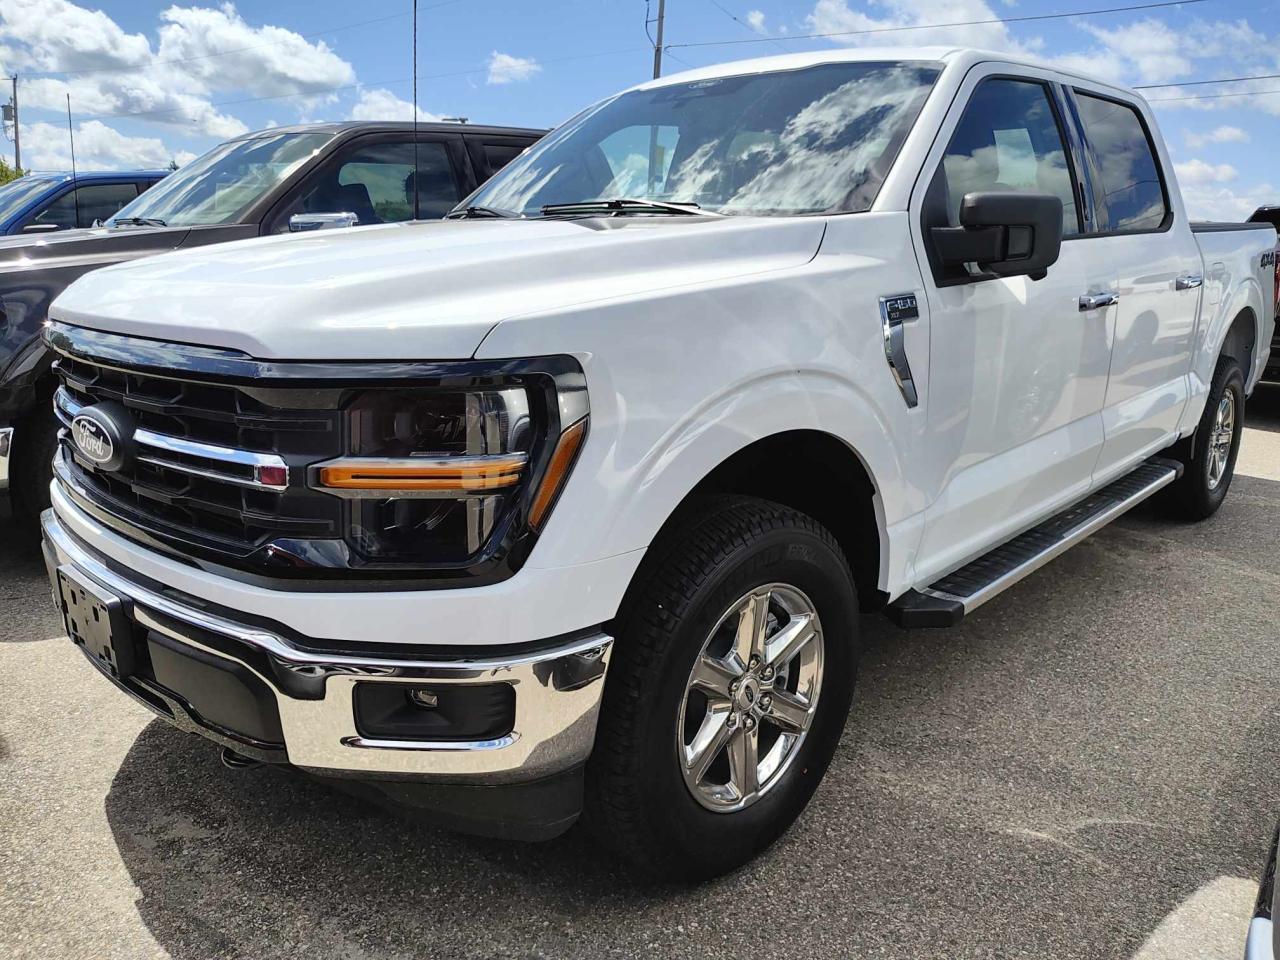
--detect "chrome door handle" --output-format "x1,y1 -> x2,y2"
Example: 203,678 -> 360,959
1176,274 -> 1204,290
1078,292 -> 1119,311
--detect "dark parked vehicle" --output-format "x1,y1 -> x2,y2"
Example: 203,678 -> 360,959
0,170 -> 169,235
0,121 -> 544,530
1249,205 -> 1280,382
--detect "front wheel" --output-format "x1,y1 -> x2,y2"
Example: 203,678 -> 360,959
1162,354 -> 1245,521
585,495 -> 859,880
8,404 -> 59,537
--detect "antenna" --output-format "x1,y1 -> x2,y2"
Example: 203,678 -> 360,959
66,94 -> 79,228
411,0 -> 420,221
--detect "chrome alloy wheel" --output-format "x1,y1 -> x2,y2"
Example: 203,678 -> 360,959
677,583 -> 824,813
1207,391 -> 1236,490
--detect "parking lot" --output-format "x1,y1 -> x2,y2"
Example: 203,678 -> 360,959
0,386 -> 1276,960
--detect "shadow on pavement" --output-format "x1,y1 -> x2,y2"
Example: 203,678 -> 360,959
104,499 -> 1280,960
1248,382 -> 1280,433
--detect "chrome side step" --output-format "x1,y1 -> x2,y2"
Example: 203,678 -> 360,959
886,458 -> 1182,628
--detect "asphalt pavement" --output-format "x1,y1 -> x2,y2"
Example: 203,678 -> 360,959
3,387 -> 1280,960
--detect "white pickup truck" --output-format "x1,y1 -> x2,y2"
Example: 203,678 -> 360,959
40,47 -> 1276,880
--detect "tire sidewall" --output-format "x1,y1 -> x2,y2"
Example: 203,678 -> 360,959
625,523 -> 858,876
1197,362 -> 1245,513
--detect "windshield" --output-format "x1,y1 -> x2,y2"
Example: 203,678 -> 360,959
0,176 -> 62,222
108,132 -> 333,227
468,61 -> 939,218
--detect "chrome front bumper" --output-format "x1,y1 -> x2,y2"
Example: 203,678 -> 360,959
0,426 -> 12,491
41,509 -> 614,783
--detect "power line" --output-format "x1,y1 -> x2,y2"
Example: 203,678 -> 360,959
665,0 -> 1209,49
1135,72 -> 1280,90
1145,87 -> 1280,103
706,0 -> 789,53
25,1 -> 470,80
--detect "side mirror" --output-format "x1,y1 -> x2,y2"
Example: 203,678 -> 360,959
22,223 -> 60,234
289,212 -> 359,233
931,191 -> 1063,281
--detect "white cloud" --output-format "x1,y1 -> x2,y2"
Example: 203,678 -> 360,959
746,10 -> 766,33
806,0 -> 1034,54
1186,126 -> 1250,149
1180,182 -> 1277,221
486,51 -> 541,85
0,0 -> 355,137
21,119 -> 191,170
349,88 -> 441,123
1173,158 -> 1238,185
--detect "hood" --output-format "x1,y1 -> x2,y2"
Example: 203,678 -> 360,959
49,216 -> 828,360
0,223 -> 193,273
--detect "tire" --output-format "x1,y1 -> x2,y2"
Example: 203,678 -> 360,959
584,494 -> 859,881
8,404 -> 59,535
1162,354 -> 1245,521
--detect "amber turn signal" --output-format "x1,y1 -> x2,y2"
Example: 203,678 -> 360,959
529,417 -> 588,529
317,454 -> 527,492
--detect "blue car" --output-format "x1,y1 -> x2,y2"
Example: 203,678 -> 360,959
0,170 -> 168,234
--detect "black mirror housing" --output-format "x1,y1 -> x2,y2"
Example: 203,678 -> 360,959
931,191 -> 1063,281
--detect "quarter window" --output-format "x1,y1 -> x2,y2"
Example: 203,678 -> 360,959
1074,92 -> 1168,232
938,78 -> 1080,235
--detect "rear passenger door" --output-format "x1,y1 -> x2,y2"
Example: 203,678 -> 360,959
910,66 -> 1117,582
1067,87 -> 1203,478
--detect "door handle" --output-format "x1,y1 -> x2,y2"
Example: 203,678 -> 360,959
1078,292 -> 1120,311
1175,274 -> 1204,290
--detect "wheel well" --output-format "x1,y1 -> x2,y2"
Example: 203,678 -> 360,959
1221,308 -> 1256,374
677,430 -> 885,608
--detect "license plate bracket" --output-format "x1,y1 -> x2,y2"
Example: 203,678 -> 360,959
57,565 -> 135,679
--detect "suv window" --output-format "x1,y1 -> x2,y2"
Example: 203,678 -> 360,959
274,140 -> 461,231
938,78 -> 1080,235
1074,92 -> 1168,232
482,142 -> 527,173
32,182 -> 140,229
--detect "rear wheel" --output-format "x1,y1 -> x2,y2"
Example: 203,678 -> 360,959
1162,354 -> 1244,521
585,495 -> 859,880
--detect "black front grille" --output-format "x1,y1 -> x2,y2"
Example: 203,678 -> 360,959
55,354 -> 346,565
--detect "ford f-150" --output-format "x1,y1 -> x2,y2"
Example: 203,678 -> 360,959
37,48 -> 1276,880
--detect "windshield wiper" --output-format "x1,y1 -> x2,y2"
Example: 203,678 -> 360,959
111,216 -> 168,227
540,198 -> 716,217
445,205 -> 518,220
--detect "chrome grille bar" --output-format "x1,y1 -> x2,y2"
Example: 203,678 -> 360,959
55,387 -> 289,492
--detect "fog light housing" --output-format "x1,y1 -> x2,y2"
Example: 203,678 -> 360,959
353,682 -> 516,742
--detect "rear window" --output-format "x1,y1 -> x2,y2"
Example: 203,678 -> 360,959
1074,92 -> 1169,233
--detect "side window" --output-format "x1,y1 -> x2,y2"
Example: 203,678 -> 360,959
31,182 -> 139,229
1074,92 -> 1168,232
938,78 -> 1080,236
75,183 -> 142,227
483,142 -> 526,174
275,141 -> 461,231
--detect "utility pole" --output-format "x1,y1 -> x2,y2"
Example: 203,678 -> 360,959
5,76 -> 18,171
651,0 -> 666,79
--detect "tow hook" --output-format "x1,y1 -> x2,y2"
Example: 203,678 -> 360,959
220,747 -> 262,770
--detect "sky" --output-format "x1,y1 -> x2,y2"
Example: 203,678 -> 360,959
0,0 -> 1278,219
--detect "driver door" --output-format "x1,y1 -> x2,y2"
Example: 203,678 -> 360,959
910,66 -> 1116,584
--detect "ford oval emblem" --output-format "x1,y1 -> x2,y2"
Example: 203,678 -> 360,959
71,415 -> 114,466
68,402 -> 133,473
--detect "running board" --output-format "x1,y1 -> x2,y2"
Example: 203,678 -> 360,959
886,458 -> 1183,628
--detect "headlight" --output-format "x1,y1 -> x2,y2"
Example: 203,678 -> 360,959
310,366 -> 586,569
